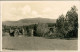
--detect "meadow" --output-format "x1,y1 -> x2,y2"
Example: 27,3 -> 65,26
2,36 -> 78,50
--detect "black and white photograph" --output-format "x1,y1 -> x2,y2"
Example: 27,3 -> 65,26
1,1 -> 79,51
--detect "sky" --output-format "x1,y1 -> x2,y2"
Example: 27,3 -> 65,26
1,1 -> 79,21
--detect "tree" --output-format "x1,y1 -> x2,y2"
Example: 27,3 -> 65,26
66,6 -> 78,38
36,23 -> 49,37
56,14 -> 65,37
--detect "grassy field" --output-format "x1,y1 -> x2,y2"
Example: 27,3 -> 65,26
2,36 -> 78,51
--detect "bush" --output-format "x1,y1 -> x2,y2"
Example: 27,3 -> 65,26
46,33 -> 64,39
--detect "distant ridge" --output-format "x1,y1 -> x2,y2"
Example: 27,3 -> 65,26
2,18 -> 56,26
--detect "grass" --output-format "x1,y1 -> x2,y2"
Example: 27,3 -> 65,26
2,36 -> 78,50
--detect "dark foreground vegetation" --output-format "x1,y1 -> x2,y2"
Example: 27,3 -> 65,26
2,6 -> 78,39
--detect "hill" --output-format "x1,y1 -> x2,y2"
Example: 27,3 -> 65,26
2,18 -> 56,26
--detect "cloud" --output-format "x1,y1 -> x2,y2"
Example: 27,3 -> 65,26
42,7 -> 52,13
11,8 -> 17,11
32,10 -> 38,15
31,10 -> 42,17
21,5 -> 31,15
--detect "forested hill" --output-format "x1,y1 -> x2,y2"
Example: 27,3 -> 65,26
2,18 -> 56,26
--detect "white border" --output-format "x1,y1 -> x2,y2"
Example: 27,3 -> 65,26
0,1 -> 2,51
0,1 -> 80,52
78,0 -> 80,51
